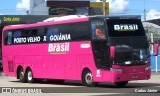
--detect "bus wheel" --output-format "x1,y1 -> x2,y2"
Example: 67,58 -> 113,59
19,68 -> 26,83
82,70 -> 97,87
26,69 -> 34,83
115,81 -> 128,87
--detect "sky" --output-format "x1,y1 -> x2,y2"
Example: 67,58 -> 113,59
0,0 -> 160,20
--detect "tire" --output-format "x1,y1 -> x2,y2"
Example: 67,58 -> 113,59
115,81 -> 128,87
19,68 -> 26,83
26,69 -> 35,83
47,79 -> 64,84
82,70 -> 97,87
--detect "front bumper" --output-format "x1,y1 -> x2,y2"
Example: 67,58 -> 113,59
111,70 -> 151,82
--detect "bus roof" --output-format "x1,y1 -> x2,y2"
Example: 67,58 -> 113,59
43,15 -> 88,22
89,15 -> 141,20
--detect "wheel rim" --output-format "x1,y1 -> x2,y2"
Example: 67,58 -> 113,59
28,71 -> 32,81
20,71 -> 24,81
85,72 -> 93,84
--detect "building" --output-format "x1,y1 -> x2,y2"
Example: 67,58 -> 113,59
143,19 -> 160,72
29,0 -> 109,15
143,19 -> 160,45
30,0 -> 49,15
30,0 -> 89,15
90,2 -> 109,15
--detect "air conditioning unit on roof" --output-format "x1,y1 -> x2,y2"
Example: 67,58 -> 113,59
43,15 -> 87,22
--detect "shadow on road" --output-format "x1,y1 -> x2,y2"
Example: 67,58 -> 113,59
97,82 -> 160,88
93,93 -> 160,96
3,73 -> 160,93
0,70 -> 3,76
61,81 -> 160,88
9,79 -> 160,88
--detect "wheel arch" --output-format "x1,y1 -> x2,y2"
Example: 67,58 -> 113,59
81,67 -> 91,80
25,66 -> 32,73
16,65 -> 23,79
81,67 -> 98,87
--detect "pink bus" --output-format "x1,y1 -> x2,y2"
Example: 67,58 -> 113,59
2,15 -> 152,87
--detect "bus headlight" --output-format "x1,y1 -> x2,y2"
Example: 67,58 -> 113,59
124,61 -> 132,65
145,66 -> 151,71
110,68 -> 123,72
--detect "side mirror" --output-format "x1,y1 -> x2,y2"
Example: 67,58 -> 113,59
110,46 -> 115,59
154,44 -> 159,56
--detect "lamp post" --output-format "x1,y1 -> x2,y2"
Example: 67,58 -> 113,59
144,0 -> 146,21
100,0 -> 106,15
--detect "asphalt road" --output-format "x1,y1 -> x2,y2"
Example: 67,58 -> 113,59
0,71 -> 160,96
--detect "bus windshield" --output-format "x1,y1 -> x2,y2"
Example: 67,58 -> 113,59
106,19 -> 146,37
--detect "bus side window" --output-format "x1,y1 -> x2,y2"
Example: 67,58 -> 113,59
91,23 -> 97,39
46,28 -> 58,42
37,27 -> 45,42
7,31 -> 12,45
13,31 -> 21,38
30,29 -> 38,37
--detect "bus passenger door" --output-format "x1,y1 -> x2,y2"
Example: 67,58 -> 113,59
91,20 -> 110,69
92,40 -> 110,69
